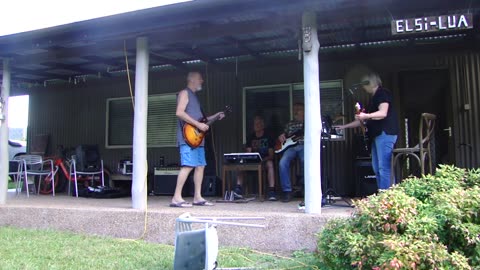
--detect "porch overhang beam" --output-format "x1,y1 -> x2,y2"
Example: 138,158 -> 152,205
145,52 -> 189,71
224,36 -> 264,61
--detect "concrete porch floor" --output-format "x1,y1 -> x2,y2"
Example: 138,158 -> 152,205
0,191 -> 355,252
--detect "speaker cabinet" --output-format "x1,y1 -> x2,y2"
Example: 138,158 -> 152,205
355,159 -> 378,197
187,175 -> 220,197
153,168 -> 181,196
75,145 -> 101,172
153,168 -> 219,197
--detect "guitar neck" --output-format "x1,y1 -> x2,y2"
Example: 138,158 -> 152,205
205,113 -> 224,126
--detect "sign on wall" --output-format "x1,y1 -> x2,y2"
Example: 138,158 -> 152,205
392,14 -> 473,35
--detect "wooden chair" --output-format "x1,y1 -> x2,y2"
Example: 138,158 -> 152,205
391,113 -> 436,184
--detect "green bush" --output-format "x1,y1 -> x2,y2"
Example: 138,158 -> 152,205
317,165 -> 479,270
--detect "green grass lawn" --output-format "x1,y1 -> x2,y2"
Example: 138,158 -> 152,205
0,227 -> 322,270
8,178 -> 17,189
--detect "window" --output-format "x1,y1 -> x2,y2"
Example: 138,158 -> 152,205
243,80 -> 344,142
106,94 -> 177,148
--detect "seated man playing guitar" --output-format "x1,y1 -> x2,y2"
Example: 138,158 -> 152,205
234,115 -> 277,201
277,103 -> 305,202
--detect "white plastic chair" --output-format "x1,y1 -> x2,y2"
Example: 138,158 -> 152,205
69,155 -> 104,197
9,158 -> 23,194
16,154 -> 56,197
174,213 -> 265,270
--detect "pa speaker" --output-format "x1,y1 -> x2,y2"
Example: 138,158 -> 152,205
355,159 -> 377,197
201,175 -> 220,197
75,145 -> 101,172
187,175 -> 220,197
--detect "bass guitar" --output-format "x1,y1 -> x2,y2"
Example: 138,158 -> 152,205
183,105 -> 231,148
274,130 -> 303,154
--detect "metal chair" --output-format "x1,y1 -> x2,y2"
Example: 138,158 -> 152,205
174,213 -> 265,270
16,154 -> 56,197
391,113 -> 436,184
69,155 -> 104,197
9,158 -> 23,194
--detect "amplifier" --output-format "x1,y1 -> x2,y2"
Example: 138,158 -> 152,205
153,167 -> 181,196
354,159 -> 378,197
153,168 -> 219,197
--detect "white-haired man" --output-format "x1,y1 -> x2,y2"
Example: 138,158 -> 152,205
336,73 -> 399,190
170,71 -> 225,207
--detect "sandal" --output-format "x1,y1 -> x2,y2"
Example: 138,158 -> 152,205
169,201 -> 193,208
193,200 -> 214,206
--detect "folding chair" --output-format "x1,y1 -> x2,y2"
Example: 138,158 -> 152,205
69,155 -> 105,197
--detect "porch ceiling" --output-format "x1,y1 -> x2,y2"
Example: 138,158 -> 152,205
0,0 -> 479,86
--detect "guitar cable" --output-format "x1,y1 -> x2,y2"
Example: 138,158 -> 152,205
205,62 -> 220,177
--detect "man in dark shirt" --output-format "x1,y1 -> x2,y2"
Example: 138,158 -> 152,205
278,103 -> 304,202
234,115 -> 277,201
336,73 -> 398,190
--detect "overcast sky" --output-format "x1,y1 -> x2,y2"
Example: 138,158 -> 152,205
0,0 -> 191,36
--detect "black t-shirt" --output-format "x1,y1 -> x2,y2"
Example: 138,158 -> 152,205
366,87 -> 399,139
245,132 -> 274,158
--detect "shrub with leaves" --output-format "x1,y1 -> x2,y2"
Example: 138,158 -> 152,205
316,165 -> 479,269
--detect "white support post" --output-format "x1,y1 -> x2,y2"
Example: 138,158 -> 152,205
0,59 -> 11,204
302,11 -> 322,214
132,37 -> 149,210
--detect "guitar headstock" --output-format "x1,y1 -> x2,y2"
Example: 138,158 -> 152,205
354,102 -> 364,115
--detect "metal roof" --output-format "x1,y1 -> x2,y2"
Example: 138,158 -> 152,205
0,0 -> 479,87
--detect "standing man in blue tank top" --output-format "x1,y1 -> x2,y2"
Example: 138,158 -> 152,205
170,71 -> 225,207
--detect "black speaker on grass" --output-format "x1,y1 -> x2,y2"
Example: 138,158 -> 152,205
75,145 -> 101,172
355,159 -> 378,197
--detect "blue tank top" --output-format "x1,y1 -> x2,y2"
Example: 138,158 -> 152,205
176,88 -> 204,146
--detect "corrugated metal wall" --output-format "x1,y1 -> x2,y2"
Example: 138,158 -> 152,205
21,50 -> 480,196
24,62 -> 357,195
204,64 -> 356,195
446,52 -> 480,168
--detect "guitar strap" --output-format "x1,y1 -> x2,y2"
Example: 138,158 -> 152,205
200,107 -> 207,121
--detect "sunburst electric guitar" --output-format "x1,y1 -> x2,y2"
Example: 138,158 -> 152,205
183,106 -> 232,148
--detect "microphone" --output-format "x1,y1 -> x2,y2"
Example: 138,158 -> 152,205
351,80 -> 370,88
347,88 -> 355,96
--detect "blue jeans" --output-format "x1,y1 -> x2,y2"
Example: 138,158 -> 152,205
279,144 -> 304,192
371,131 -> 397,190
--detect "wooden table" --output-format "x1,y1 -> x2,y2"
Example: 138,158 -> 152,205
109,173 -> 132,188
222,163 -> 263,201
